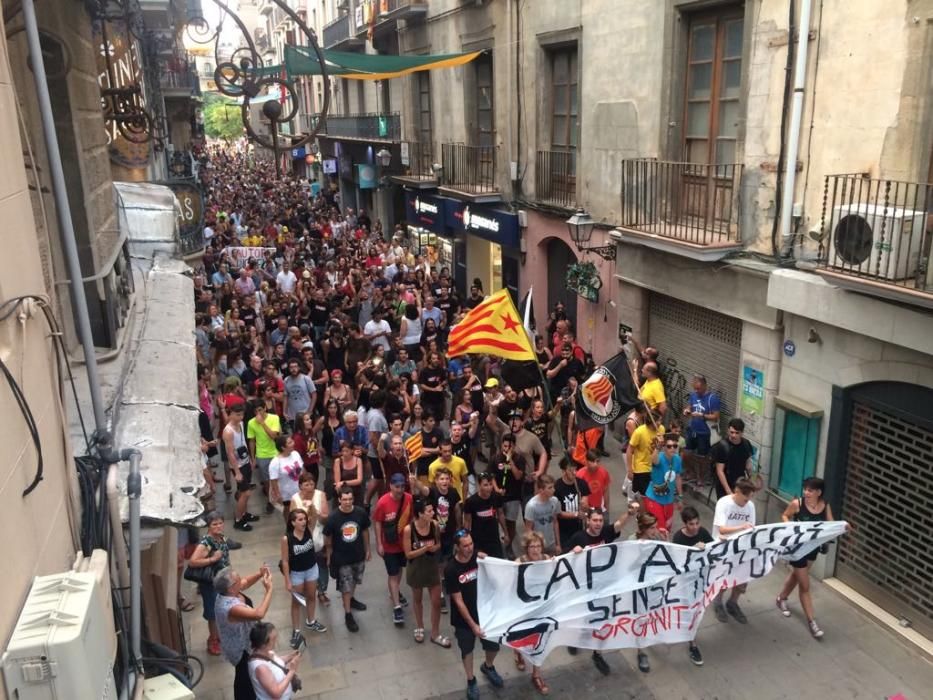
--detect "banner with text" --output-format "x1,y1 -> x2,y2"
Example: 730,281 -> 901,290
224,246 -> 276,268
478,521 -> 846,661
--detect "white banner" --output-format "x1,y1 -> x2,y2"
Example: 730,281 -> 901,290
478,521 -> 846,661
224,246 -> 276,268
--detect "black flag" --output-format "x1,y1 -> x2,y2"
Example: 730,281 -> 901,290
574,352 -> 640,430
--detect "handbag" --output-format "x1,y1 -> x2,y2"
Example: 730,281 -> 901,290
183,562 -> 216,585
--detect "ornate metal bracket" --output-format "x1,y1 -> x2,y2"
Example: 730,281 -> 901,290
186,0 -> 330,177
579,245 -> 617,261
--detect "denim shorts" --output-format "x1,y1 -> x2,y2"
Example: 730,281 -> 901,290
289,564 -> 319,586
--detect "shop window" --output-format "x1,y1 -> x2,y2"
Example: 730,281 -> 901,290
769,397 -> 822,500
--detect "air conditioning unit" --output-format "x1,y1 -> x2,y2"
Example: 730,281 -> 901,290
2,553 -> 117,699
828,203 -> 925,280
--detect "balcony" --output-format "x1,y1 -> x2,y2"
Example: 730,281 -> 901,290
814,174 -> 933,309
618,159 -> 744,261
357,0 -> 428,38
389,140 -> 438,189
160,66 -> 198,97
323,13 -> 364,50
319,113 -> 400,141
299,113 -> 322,133
535,149 -> 576,208
439,143 -> 500,202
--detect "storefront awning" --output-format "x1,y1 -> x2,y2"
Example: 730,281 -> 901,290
274,46 -> 482,81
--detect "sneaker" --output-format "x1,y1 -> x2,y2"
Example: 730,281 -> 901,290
345,612 -> 359,633
567,646 -> 578,656
637,652 -> 650,673
399,592 -> 409,607
305,619 -> 328,633
350,597 -> 367,611
244,512 -> 260,522
233,518 -> 253,532
226,538 -> 243,550
466,677 -> 480,700
393,606 -> 404,626
592,652 -> 610,676
480,663 -> 504,688
289,629 -> 305,650
725,600 -> 748,624
688,644 -> 704,666
809,619 -> 824,639
713,602 -> 728,623
776,597 -> 791,617
207,637 -> 221,656
265,502 -> 276,514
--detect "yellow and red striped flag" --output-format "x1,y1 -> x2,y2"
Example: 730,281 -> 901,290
447,289 -> 537,361
405,431 -> 423,462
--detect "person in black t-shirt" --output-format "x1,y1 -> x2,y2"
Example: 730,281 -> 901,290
671,506 -> 710,667
444,530 -> 503,697
415,414 -> 443,480
322,487 -> 371,633
566,502 -> 639,676
545,343 -> 585,397
710,418 -> 756,499
554,457 -> 591,552
418,352 -> 448,420
462,473 -> 508,558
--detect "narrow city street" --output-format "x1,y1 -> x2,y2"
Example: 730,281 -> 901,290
190,436 -> 933,700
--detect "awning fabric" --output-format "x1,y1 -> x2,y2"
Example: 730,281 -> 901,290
275,46 -> 481,81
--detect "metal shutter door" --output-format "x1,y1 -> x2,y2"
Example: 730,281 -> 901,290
836,401 -> 933,637
647,293 -> 742,424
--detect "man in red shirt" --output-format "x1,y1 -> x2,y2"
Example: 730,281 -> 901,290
373,473 -> 413,626
575,449 -> 612,512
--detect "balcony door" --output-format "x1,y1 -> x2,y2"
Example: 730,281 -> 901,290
549,46 -> 578,204
474,53 -> 494,149
682,11 -> 743,233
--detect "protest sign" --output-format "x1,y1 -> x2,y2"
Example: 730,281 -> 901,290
478,521 -> 846,661
224,246 -> 275,268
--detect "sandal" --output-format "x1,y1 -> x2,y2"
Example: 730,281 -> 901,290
430,634 -> 451,648
178,598 -> 195,612
531,675 -> 550,695
514,651 -> 526,671
414,628 -> 425,643
318,591 -> 330,606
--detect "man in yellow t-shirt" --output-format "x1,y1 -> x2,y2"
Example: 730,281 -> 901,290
626,412 -> 665,497
246,402 -> 282,512
639,362 -> 667,417
428,440 -> 468,500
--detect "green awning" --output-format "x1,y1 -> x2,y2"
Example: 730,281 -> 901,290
284,45 -> 482,80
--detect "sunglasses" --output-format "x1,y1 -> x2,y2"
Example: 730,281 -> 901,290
665,443 -> 677,449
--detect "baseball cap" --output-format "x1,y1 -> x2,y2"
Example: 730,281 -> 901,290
301,340 -> 314,351
389,473 -> 407,486
484,378 -> 499,389
508,409 -> 524,420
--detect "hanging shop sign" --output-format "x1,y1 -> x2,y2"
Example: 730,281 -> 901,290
358,163 -> 377,189
291,146 -> 306,159
322,158 -> 338,174
405,191 -> 449,234
93,20 -> 151,168
566,261 -> 602,302
446,202 -> 520,248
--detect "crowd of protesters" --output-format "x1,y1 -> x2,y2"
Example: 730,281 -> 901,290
183,147 -> 839,700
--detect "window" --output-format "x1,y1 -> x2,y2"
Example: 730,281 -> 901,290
769,398 -> 823,500
474,53 -> 494,147
417,71 -> 433,148
684,11 -> 743,164
550,46 -> 578,149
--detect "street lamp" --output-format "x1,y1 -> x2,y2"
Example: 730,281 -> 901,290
376,148 -> 392,167
565,207 -> 617,261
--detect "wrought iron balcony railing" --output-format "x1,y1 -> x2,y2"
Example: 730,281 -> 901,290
441,143 -> 498,195
323,13 -> 364,50
816,174 -> 933,298
319,113 -> 400,141
620,159 -> 743,246
535,149 -> 576,208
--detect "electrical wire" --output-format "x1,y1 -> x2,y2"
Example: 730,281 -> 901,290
0,352 -> 43,496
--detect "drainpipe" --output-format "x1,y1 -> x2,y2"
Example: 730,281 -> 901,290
778,0 -> 813,251
21,0 -> 107,431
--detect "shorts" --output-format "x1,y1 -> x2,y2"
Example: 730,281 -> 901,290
790,549 -> 819,568
643,497 -> 675,527
454,626 -> 500,659
685,432 -> 712,456
197,583 -> 217,622
503,499 -> 522,522
289,564 -> 320,586
370,458 -> 385,480
256,457 -> 272,483
336,562 -> 366,593
382,551 -> 407,576
235,464 -> 253,495
631,472 -> 651,496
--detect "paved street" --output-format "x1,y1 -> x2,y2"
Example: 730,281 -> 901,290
189,436 -> 933,700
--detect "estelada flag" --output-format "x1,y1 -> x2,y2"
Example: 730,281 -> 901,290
404,431 -> 423,462
574,351 -> 641,430
447,289 -> 536,361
